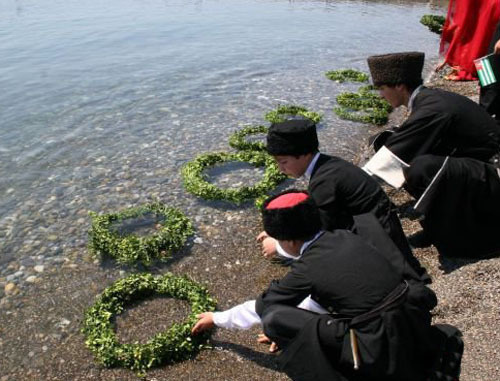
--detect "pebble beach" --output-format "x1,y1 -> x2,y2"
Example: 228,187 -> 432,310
1,1 -> 499,380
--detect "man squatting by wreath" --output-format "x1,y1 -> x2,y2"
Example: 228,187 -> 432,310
363,52 -> 500,259
256,118 -> 429,283
192,190 -> 463,381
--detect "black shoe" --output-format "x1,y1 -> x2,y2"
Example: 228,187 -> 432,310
408,230 -> 432,248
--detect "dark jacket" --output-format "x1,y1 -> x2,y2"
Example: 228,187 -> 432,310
374,87 -> 500,162
309,154 -> 427,280
373,87 -> 500,258
256,214 -> 437,381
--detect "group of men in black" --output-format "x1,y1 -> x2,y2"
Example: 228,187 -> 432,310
191,52 -> 500,380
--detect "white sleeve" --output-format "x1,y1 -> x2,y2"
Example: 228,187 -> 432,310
362,145 -> 409,189
213,296 -> 329,331
212,300 -> 261,330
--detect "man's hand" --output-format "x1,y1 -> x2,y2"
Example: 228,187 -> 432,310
256,231 -> 269,242
257,231 -> 277,259
191,312 -> 215,335
257,333 -> 279,353
494,39 -> 500,55
261,237 -> 277,259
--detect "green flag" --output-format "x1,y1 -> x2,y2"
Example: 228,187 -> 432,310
474,54 -> 497,87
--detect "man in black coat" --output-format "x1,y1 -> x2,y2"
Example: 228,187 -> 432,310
192,191 -> 463,381
255,191 -> 458,381
364,51 -> 500,258
259,119 -> 428,282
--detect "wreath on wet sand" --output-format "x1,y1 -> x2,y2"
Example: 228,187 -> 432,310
181,150 -> 286,204
82,273 -> 216,375
88,202 -> 194,265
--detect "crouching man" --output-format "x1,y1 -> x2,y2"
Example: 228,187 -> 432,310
192,190 -> 462,381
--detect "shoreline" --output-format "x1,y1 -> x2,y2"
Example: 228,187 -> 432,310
1,74 -> 499,381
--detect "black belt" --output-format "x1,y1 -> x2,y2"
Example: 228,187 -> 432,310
350,280 -> 409,327
327,280 -> 409,326
337,280 -> 409,370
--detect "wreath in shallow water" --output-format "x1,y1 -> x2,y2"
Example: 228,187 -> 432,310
420,14 -> 445,35
334,85 -> 392,125
264,104 -> 322,124
181,150 -> 287,204
82,273 -> 216,376
228,124 -> 269,151
88,202 -> 194,265
325,69 -> 369,83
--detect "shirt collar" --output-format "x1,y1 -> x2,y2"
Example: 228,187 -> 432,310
300,231 -> 324,255
408,85 -> 424,113
275,231 -> 324,259
304,152 -> 321,180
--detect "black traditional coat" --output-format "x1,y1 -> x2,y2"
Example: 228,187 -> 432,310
256,214 -> 437,381
372,87 -> 500,258
374,87 -> 500,162
309,154 -> 426,279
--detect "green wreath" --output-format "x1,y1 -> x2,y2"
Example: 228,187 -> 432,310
334,86 -> 392,125
325,69 -> 369,83
182,150 -> 286,204
82,273 -> 216,375
228,125 -> 269,151
88,202 -> 194,265
264,104 -> 322,124
420,14 -> 445,35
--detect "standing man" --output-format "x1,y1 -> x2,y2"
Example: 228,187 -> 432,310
364,51 -> 500,258
260,119 -> 428,282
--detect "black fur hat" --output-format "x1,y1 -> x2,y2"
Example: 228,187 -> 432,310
262,190 -> 321,241
367,52 -> 424,87
266,119 -> 318,156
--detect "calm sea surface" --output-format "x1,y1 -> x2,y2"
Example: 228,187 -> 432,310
0,0 -> 446,270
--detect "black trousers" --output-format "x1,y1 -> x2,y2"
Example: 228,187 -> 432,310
261,304 -> 319,349
403,154 -> 500,257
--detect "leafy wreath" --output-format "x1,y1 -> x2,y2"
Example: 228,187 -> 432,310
325,69 -> 369,83
420,14 -> 445,35
88,202 -> 194,265
228,125 -> 269,151
334,85 -> 392,125
82,273 -> 216,376
181,150 -> 287,204
265,104 -> 322,124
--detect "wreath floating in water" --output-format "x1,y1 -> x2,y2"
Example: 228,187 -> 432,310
82,273 -> 216,376
228,125 -> 269,151
265,104 -> 322,124
325,69 -> 369,83
334,85 -> 392,125
88,202 -> 194,265
181,150 -> 286,204
420,14 -> 445,35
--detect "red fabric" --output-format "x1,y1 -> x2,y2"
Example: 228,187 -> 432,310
440,0 -> 500,80
266,192 -> 308,209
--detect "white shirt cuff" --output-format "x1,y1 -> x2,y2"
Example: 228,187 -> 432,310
363,145 -> 409,188
213,300 -> 261,330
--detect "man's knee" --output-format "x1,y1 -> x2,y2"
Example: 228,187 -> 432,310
403,155 -> 446,198
261,305 -> 283,339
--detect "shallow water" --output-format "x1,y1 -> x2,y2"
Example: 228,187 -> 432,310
0,0 -> 446,272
